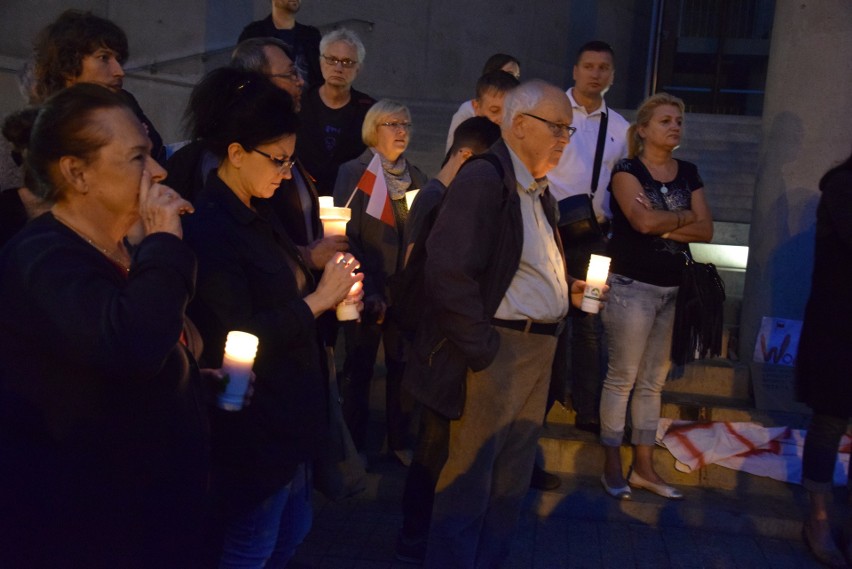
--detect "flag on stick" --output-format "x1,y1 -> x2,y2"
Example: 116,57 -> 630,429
349,153 -> 395,227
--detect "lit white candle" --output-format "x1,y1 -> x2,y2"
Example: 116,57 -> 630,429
319,205 -> 351,237
318,196 -> 334,209
405,189 -> 420,210
218,331 -> 259,411
336,280 -> 362,321
581,254 -> 611,314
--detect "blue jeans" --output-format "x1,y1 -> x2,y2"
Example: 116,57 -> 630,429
219,464 -> 312,569
600,274 -> 678,447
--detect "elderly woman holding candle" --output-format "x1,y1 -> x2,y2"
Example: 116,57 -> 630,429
181,67 -> 362,567
332,99 -> 427,461
599,93 -> 713,501
0,84 -> 208,567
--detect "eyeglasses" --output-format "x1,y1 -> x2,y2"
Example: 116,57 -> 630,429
522,113 -> 576,139
320,54 -> 358,68
252,148 -> 295,173
379,122 -> 413,132
268,70 -> 302,82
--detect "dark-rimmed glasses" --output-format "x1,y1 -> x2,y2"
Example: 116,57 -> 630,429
252,148 -> 295,173
522,113 -> 577,139
320,54 -> 358,68
268,70 -> 302,83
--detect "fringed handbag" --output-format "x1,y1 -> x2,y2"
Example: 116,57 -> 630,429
671,251 -> 726,365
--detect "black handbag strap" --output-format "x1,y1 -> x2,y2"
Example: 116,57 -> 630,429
589,109 -> 609,196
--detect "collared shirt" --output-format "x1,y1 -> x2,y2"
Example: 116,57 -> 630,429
547,88 -> 630,220
494,144 -> 570,322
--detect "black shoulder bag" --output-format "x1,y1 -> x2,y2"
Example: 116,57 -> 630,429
557,109 -> 608,241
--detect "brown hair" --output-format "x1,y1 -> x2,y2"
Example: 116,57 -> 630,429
27,83 -> 130,202
627,92 -> 685,158
32,10 -> 128,103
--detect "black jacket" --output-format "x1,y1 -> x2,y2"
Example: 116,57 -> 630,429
403,140 -> 565,419
183,174 -> 327,514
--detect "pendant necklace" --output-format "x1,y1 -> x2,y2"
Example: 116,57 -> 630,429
660,184 -> 669,195
53,213 -> 131,274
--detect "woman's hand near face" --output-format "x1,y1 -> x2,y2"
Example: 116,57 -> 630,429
303,253 -> 364,317
138,169 -> 194,238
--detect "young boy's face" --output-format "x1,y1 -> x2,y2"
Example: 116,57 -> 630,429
472,89 -> 506,126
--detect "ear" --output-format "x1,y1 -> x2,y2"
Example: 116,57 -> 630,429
572,64 -> 579,83
471,98 -> 481,115
57,155 -> 89,195
509,112 -> 527,140
227,142 -> 247,168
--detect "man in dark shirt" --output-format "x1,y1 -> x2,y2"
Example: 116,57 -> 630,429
296,28 -> 375,196
238,0 -> 322,88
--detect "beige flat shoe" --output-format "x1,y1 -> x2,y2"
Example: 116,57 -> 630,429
627,469 -> 684,500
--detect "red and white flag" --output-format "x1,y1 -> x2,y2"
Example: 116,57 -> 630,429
355,153 -> 395,227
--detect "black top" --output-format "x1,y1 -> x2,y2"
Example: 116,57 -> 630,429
297,86 -> 376,196
405,178 -> 447,248
796,169 -> 852,415
607,157 -> 704,287
0,188 -> 27,250
238,15 -> 323,88
0,214 -> 209,568
183,174 -> 328,514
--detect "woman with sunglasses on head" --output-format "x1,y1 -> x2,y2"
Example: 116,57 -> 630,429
333,99 -> 427,464
181,67 -> 363,567
599,92 -> 713,502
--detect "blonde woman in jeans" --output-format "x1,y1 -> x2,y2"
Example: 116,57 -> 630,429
599,93 -> 713,500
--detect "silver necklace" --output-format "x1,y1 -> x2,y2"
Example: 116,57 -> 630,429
53,213 -> 131,274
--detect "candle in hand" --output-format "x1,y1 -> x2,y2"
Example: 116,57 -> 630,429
319,204 -> 351,237
336,280 -> 362,321
218,331 -> 259,411
581,254 -> 611,314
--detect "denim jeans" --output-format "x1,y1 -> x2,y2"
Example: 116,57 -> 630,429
219,464 -> 312,569
599,274 -> 678,447
802,413 -> 850,493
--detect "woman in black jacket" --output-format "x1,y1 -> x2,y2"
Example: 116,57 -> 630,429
0,84 -> 206,568
182,67 -> 362,567
796,150 -> 852,567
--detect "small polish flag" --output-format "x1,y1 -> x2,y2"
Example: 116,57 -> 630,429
356,153 -> 395,227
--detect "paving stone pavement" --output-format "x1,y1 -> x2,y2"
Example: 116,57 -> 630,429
291,456 -> 827,569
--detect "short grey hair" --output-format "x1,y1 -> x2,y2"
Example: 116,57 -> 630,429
231,37 -> 294,73
362,99 -> 410,147
319,28 -> 366,64
501,79 -> 556,126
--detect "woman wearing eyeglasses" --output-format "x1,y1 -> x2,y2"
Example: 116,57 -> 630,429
181,67 -> 363,567
333,99 -> 427,464
599,93 -> 713,502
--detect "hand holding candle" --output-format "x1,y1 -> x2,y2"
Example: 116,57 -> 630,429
218,331 -> 259,411
581,254 -> 611,314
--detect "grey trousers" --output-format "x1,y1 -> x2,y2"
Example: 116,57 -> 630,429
425,327 -> 557,569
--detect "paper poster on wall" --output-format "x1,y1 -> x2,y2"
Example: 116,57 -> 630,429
752,317 -> 802,367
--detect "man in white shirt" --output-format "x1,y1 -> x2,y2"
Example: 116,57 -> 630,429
547,41 -> 629,434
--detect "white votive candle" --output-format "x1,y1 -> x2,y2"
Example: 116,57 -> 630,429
218,331 -> 259,411
581,254 -> 611,314
336,280 -> 362,321
319,205 -> 352,237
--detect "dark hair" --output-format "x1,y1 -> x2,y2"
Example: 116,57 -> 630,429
185,67 -> 299,159
819,150 -> 852,191
482,53 -> 520,75
444,116 -> 502,166
2,107 -> 40,167
32,10 -> 129,103
475,70 -> 520,101
27,83 -> 131,201
231,37 -> 296,73
577,40 -> 615,63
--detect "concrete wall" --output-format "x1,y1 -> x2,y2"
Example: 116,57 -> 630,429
0,1 -> 656,145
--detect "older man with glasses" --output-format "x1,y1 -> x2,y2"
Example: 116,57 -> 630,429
296,28 -> 376,197
411,80 -> 586,568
